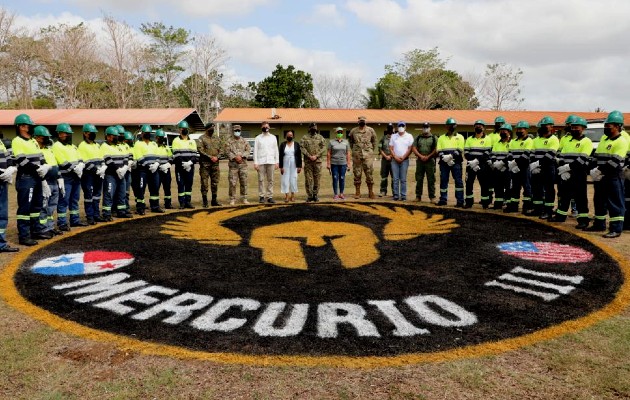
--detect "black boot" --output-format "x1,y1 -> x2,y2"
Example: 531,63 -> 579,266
202,194 -> 209,208
211,193 -> 221,206
164,199 -> 173,209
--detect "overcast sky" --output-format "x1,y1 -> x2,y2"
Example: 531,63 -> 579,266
6,0 -> 630,112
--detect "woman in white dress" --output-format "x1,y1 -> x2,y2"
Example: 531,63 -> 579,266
279,130 -> 302,202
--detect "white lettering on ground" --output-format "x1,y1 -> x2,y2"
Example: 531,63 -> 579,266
253,302 -> 309,337
404,295 -> 478,327
317,302 -> 380,338
93,285 -> 178,315
131,293 -> 214,324
367,300 -> 430,336
52,272 -> 148,303
191,298 -> 261,332
485,266 -> 584,301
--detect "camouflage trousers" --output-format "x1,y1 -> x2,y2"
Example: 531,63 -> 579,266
199,162 -> 220,194
303,160 -> 322,198
353,155 -> 374,186
228,161 -> 248,200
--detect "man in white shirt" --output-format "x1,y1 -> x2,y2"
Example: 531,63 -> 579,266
254,121 -> 279,203
389,121 -> 414,201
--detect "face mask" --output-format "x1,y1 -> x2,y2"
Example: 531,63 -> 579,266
398,127 -> 405,133
603,127 -> 612,136
157,137 -> 165,145
88,132 -> 96,141
262,127 -> 269,133
447,125 -> 456,132
43,137 -> 52,146
336,133 -> 343,138
309,128 -> 316,134
570,129 -> 581,137
286,136 -> 293,142
474,127 -> 483,134
142,132 -> 151,140
181,129 -> 189,136
359,121 -> 365,127
206,129 -> 214,136
500,132 -> 509,139
234,131 -> 241,137
564,126 -> 572,133
423,128 -> 430,134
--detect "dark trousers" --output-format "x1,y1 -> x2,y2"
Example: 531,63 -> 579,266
593,177 -> 626,232
176,165 -> 195,206
531,164 -> 556,214
57,173 -> 81,226
16,173 -> 43,240
625,178 -> 630,230
509,162 -> 532,209
81,172 -> 102,221
380,158 -> 392,195
132,169 -> 147,211
492,168 -> 511,207
0,182 -> 9,248
159,169 -> 172,204
103,174 -> 126,217
416,160 -> 436,199
439,163 -> 464,204
556,172 -> 589,223
465,165 -> 490,206
147,170 -> 161,210
37,178 -> 59,233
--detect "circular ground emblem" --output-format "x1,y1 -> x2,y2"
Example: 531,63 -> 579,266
2,203 -> 629,367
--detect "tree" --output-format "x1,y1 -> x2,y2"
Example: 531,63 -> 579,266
478,63 -> 524,110
221,83 -> 255,108
367,47 -> 478,110
250,64 -> 319,108
313,74 -> 364,108
1,34 -> 47,109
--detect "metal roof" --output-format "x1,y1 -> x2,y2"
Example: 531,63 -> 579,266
0,108 -> 205,131
214,108 -> 617,126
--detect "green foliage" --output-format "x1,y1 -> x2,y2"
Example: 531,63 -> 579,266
221,83 -> 255,108
140,22 -> 190,87
249,64 -> 319,108
367,47 -> 478,110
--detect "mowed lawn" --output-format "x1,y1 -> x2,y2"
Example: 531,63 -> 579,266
0,159 -> 629,400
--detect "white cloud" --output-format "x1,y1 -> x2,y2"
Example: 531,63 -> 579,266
210,24 -> 367,84
302,4 -> 345,27
65,0 -> 275,17
344,0 -> 630,110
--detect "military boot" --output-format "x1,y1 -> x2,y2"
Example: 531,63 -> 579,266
354,185 -> 361,199
211,193 -> 221,207
367,183 -> 376,199
202,194 -> 209,208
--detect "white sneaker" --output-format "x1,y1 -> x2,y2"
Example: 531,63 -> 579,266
242,198 -> 249,204
229,199 -> 235,206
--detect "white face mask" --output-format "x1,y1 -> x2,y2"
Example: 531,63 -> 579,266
234,131 -> 241,137
398,127 -> 405,133
423,128 -> 430,134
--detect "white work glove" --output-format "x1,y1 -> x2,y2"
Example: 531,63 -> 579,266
57,178 -> 65,197
624,166 -> 630,180
467,158 -> 479,169
472,164 -> 481,172
529,160 -> 541,174
41,180 -> 51,199
493,160 -> 506,171
73,162 -> 85,178
182,160 -> 193,172
558,164 -> 571,175
589,167 -> 603,182
159,162 -> 171,173
128,159 -> 136,169
116,166 -> 127,180
0,166 -> 17,182
96,164 -> 107,179
149,162 -> 160,173
508,160 -> 520,173
441,154 -> 453,164
36,164 -> 51,178
560,172 -> 571,181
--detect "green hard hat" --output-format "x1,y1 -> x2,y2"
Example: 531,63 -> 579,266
571,116 -> 588,127
140,124 -> 152,133
33,125 -> 51,137
515,121 -> 530,129
500,123 -> 513,132
445,117 -> 457,125
105,126 -> 120,136
116,124 -> 125,134
123,131 -> 134,140
539,116 -> 554,126
605,110 -> 624,125
155,129 -> 165,138
82,123 -> 98,133
14,113 -> 34,125
56,123 -> 73,134
564,114 -> 578,125
473,119 -> 486,126
494,116 -> 506,124
177,120 -> 189,129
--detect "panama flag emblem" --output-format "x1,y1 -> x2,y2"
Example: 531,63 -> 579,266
30,251 -> 134,276
497,241 -> 593,263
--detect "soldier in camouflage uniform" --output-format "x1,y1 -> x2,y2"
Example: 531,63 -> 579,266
226,125 -> 250,205
198,123 -> 223,207
348,115 -> 377,198
300,122 -> 327,202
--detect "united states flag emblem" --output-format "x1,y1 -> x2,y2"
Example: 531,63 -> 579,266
497,241 -> 593,263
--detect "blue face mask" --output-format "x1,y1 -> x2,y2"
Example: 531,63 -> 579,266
234,131 -> 241,137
